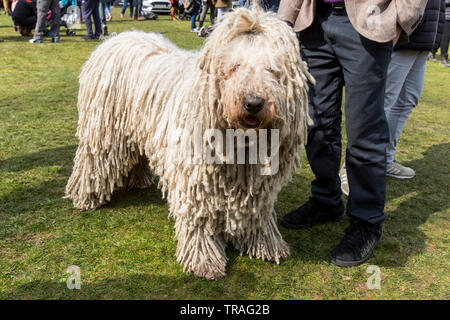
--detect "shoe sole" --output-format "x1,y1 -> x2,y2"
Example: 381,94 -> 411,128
280,212 -> 345,230
330,242 -> 378,268
386,173 -> 415,179
330,253 -> 372,267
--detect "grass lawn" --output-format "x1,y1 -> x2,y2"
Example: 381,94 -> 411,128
0,8 -> 449,300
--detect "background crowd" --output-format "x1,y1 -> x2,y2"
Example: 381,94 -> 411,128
3,0 -> 449,67
1,0 -> 281,40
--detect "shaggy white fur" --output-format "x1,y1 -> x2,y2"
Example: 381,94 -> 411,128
65,6 -> 313,280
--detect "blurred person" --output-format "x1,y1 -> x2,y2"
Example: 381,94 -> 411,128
212,0 -> 230,22
120,0 -> 133,18
105,0 -> 111,20
98,0 -> 108,35
12,0 -> 37,36
12,0 -> 19,11
264,0 -> 279,12
198,0 -> 214,28
184,0 -> 200,32
439,0 -> 450,65
81,0 -> 101,39
134,0 -> 144,20
238,0 -> 248,8
242,0 -> 279,11
430,0 -> 446,61
169,0 -> 180,21
29,0 -> 60,43
3,0 -> 12,15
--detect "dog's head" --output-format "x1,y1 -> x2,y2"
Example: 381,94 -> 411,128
198,6 -> 313,133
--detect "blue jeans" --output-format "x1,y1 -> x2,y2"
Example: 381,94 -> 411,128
241,0 -> 279,11
190,1 -> 200,30
300,4 -> 392,225
98,0 -> 106,28
121,0 -> 134,17
238,0 -> 248,7
105,1 -> 110,15
384,50 -> 427,164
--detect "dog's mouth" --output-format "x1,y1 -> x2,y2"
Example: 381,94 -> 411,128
240,115 -> 262,128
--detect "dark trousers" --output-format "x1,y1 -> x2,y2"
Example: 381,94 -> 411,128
441,20 -> 450,59
82,0 -> 101,38
34,0 -> 60,40
299,5 -> 392,225
199,2 -> 215,28
263,0 -> 280,12
134,0 -> 142,18
13,15 -> 37,30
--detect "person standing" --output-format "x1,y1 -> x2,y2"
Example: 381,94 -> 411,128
430,0 -> 446,61
134,0 -> 144,20
98,0 -> 108,36
105,0 -> 112,20
340,0 -> 445,189
278,0 -> 426,267
212,0 -> 230,23
120,0 -> 133,18
12,0 -> 37,36
81,0 -> 101,39
263,0 -> 280,12
238,0 -> 247,8
186,0 -> 200,32
169,0 -> 180,21
29,0 -> 60,43
198,0 -> 215,28
383,0 -> 445,178
439,0 -> 450,65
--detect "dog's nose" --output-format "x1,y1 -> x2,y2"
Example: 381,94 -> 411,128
244,94 -> 265,114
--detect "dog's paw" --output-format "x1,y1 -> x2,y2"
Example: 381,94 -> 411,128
246,238 -> 291,264
274,242 -> 291,264
192,265 -> 226,281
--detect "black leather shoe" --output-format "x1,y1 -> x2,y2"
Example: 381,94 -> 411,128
281,198 -> 344,229
330,220 -> 382,267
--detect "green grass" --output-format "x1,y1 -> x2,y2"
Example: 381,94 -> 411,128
0,8 -> 449,300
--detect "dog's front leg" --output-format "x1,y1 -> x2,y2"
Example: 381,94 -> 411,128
238,209 -> 290,264
174,219 -> 227,280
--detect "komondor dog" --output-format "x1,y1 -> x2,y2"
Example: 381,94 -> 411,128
65,5 -> 313,280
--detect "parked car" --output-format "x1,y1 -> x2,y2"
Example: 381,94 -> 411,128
142,0 -> 172,15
